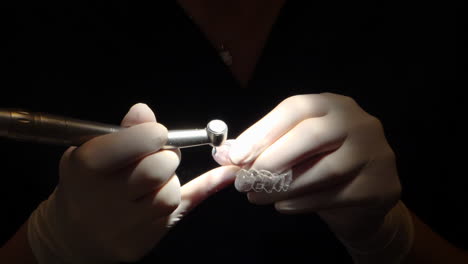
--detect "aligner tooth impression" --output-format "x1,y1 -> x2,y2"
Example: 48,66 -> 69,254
234,169 -> 292,193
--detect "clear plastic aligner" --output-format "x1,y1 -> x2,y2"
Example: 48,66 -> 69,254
234,169 -> 292,193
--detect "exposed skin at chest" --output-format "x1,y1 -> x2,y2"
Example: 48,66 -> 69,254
176,0 -> 286,86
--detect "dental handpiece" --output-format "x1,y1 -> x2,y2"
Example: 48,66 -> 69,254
0,109 -> 228,148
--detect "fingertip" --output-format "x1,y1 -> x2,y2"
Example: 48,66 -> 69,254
246,192 -> 272,205
130,103 -> 149,110
135,122 -> 169,152
59,146 -> 77,171
121,122 -> 168,152
122,103 -> 157,127
246,192 -> 257,204
212,139 -> 235,165
274,201 -> 298,214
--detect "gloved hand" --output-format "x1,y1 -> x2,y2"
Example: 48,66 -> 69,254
28,103 -> 239,264
213,93 -> 414,263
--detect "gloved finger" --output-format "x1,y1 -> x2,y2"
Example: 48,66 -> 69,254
246,139 -> 367,205
212,139 -> 235,165
125,216 -> 172,263
135,175 -> 181,220
229,94 -> 330,165
67,122 -> 168,174
111,210 -> 173,262
121,103 -> 157,127
167,165 -> 240,227
272,158 -> 399,214
126,149 -> 181,201
273,176 -> 373,214
100,175 -> 180,243
249,116 -> 346,174
274,185 -> 350,214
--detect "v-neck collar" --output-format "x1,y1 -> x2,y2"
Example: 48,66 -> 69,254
172,0 -> 293,89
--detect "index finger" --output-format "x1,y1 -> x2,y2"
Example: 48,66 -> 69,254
229,94 -> 329,165
166,165 -> 240,228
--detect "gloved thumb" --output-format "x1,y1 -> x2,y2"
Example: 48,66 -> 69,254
121,103 -> 157,127
167,165 -> 240,227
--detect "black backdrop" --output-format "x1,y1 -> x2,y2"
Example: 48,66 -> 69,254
0,1 -> 464,263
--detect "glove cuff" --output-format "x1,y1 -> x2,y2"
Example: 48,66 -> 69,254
27,189 -> 112,264
339,201 -> 415,264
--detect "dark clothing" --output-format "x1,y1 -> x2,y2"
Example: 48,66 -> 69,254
1,1 -> 463,263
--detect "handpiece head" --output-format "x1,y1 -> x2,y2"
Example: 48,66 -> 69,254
163,119 -> 228,149
206,120 -> 228,147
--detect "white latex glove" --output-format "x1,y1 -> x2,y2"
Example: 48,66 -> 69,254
28,103 -> 239,263
213,93 -> 414,263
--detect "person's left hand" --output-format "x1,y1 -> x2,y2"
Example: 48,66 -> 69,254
214,93 -> 401,245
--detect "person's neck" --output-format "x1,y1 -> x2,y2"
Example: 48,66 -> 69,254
177,0 -> 284,25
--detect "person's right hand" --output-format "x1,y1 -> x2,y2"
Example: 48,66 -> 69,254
28,103 -> 239,263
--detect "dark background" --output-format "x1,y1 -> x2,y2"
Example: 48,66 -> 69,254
0,1 -> 464,263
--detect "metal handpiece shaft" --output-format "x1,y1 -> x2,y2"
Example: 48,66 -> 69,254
0,110 -> 119,146
164,129 -> 211,149
0,109 -> 226,148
